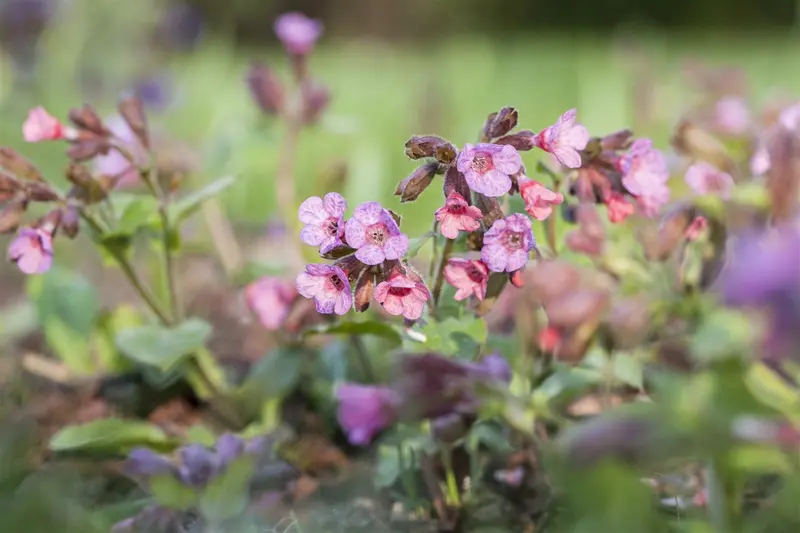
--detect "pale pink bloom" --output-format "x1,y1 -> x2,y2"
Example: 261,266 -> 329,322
443,258 -> 489,301
620,139 -> 670,198
636,184 -> 671,218
518,177 -> 563,221
344,202 -> 408,265
481,214 -> 535,273
685,216 -> 708,241
22,107 -> 72,142
298,192 -> 346,254
8,227 -> 53,274
714,96 -> 750,135
274,12 -> 323,56
532,108 -> 590,169
93,116 -> 148,188
684,162 -> 734,198
434,192 -> 482,239
336,384 -> 399,445
779,102 -> 800,131
750,143 -> 771,176
296,263 -> 352,315
374,270 -> 430,320
244,277 -> 295,330
605,192 -> 635,223
456,143 -> 521,197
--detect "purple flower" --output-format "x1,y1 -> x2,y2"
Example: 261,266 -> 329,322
532,108 -> 590,169
456,143 -> 522,197
344,202 -> 408,265
684,161 -> 734,199
298,192 -> 346,254
296,263 -> 352,315
125,447 -> 174,478
215,433 -> 245,466
244,277 -> 295,330
8,227 -> 52,274
374,268 -> 431,320
468,353 -> 512,383
481,214 -> 535,273
335,383 -> 400,445
177,444 -> 218,488
274,12 -> 323,56
93,115 -> 147,188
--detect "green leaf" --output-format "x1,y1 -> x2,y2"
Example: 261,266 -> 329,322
304,320 -> 402,347
745,363 -> 800,422
170,175 -> 236,225
236,346 -> 306,418
115,318 -> 213,372
466,421 -> 512,454
92,305 -> 143,374
374,445 -> 400,489
691,309 -> 755,362
199,455 -> 257,521
727,445 -> 792,474
149,474 -> 199,511
404,317 -> 487,358
406,231 -> 435,258
186,347 -> 231,398
49,418 -> 177,455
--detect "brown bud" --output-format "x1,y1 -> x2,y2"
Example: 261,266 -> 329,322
443,166 -> 471,201
322,245 -> 358,261
434,143 -> 457,165
0,198 -> 27,233
474,194 -> 503,227
766,125 -> 800,222
66,163 -> 94,188
637,205 -> 694,261
600,129 -> 634,151
247,62 -> 284,116
35,209 -> 63,234
482,107 -> 518,140
395,162 -> 437,203
26,182 -> 60,202
60,206 -> 80,239
118,96 -> 149,149
0,173 -> 22,201
404,135 -> 449,160
302,81 -> 330,125
0,147 -> 42,181
671,120 -> 734,173
334,254 -> 366,283
354,271 -> 375,312
494,130 -> 535,151
67,138 -> 111,161
68,104 -> 108,136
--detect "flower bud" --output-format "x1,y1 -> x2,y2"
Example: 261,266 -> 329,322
334,254 -> 366,282
671,120 -> 733,172
68,104 -> 108,136
118,95 -> 149,149
509,269 -> 525,288
60,206 -> 80,239
494,130 -> 536,151
404,135 -> 450,160
0,198 -> 27,233
443,166 -> 471,202
65,163 -> 93,188
527,260 -> 581,305
544,289 -> 608,329
354,270 -> 375,312
125,448 -> 174,478
301,81 -> 330,125
474,193 -> 503,226
482,107 -> 518,141
395,162 -> 437,203
0,173 -> 21,202
66,137 -> 110,161
434,142 -> 457,165
0,147 -> 42,181
247,61 -> 284,116
35,209 -> 62,235
177,444 -> 218,488
26,181 -> 59,202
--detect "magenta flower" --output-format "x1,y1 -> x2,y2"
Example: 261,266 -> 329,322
620,139 -> 670,198
344,202 -> 408,265
94,116 -> 147,188
518,177 -> 564,221
274,12 -> 323,56
456,143 -> 521,197
335,383 -> 400,445
481,214 -> 535,273
374,269 -> 430,320
434,192 -> 482,239
684,162 -> 734,199
8,227 -> 53,275
244,277 -> 295,330
444,258 -> 489,301
296,263 -> 352,315
714,96 -> 750,135
532,109 -> 590,169
22,107 -> 72,143
298,192 -> 346,254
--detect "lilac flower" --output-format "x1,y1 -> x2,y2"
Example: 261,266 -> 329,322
244,277 -> 295,330
481,214 -> 535,273
620,139 -> 670,197
93,115 -> 147,188
684,161 -> 734,199
344,201 -> 408,265
125,447 -> 174,477
335,383 -> 400,445
518,176 -> 563,221
298,193 -> 346,253
274,12 -> 323,56
434,192 -> 482,239
296,263 -> 352,315
374,269 -> 430,320
444,258 -> 489,301
468,353 -> 512,383
8,227 -> 52,274
714,96 -> 750,135
215,433 -> 245,466
532,108 -> 590,169
177,444 -> 219,488
456,143 -> 521,197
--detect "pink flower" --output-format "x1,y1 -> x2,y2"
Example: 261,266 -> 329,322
779,102 -> 800,131
298,192 -> 347,254
434,193 -> 482,239
636,184 -> 671,218
335,384 -> 400,445
538,326 -> 562,352
374,269 -> 430,320
444,258 -> 489,301
605,192 -> 635,223
620,139 -> 670,198
274,12 -> 323,56
93,116 -> 147,188
532,109 -> 590,169
750,144 -> 771,176
22,107 -> 72,142
344,202 -> 408,265
518,177 -> 563,221
8,227 -> 53,274
714,96 -> 750,135
684,162 -> 734,198
244,277 -> 295,330
456,143 -> 521,197
296,263 -> 352,315
481,214 -> 535,273
685,216 -> 708,241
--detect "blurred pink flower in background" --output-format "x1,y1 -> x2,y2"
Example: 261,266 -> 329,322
274,12 -> 323,56
8,227 -> 52,274
684,161 -> 734,198
532,108 -> 589,169
93,116 -> 148,188
22,106 -> 72,142
244,277 -> 296,330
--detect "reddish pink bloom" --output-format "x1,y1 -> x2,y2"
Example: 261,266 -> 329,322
620,139 -> 670,198
538,326 -> 561,352
714,96 -> 750,135
274,12 -> 323,56
374,269 -> 430,320
22,107 -> 72,142
443,258 -> 489,301
481,214 -> 535,273
685,216 -> 708,241
456,143 -> 522,197
244,277 -> 295,330
8,227 -> 53,274
518,177 -> 563,221
296,263 -> 352,315
605,192 -> 635,223
434,192 -> 482,239
532,109 -> 590,169
684,162 -> 734,198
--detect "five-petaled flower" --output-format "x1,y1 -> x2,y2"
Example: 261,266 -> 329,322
518,177 -> 563,221
532,109 -> 590,169
274,12 -> 323,56
434,192 -> 482,239
244,277 -> 295,330
8,227 -> 53,275
345,201 -> 408,265
22,107 -> 73,143
374,268 -> 431,320
481,214 -> 535,273
619,139 -> 670,216
335,383 -> 400,446
296,263 -> 352,315
298,192 -> 347,254
444,258 -> 489,301
684,161 -> 734,199
456,143 -> 522,197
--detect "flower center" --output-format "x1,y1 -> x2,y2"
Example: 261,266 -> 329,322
471,154 -> 494,174
329,274 -> 345,292
388,286 -> 413,297
366,223 -> 388,245
505,232 -> 523,250
466,266 -> 485,283
324,217 -> 339,236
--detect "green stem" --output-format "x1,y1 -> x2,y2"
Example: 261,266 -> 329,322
706,459 -> 743,533
432,238 -> 454,311
442,449 -> 461,507
350,335 -> 376,382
